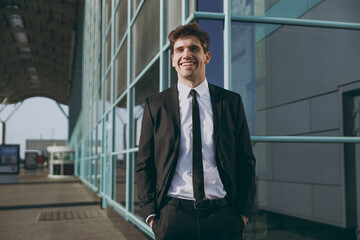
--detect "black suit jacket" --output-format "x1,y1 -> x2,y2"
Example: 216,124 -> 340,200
135,82 -> 256,221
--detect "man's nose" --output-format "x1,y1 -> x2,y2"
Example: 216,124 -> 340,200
183,48 -> 192,58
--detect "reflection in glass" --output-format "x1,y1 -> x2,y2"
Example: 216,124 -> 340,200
164,50 -> 178,88
97,122 -> 103,155
165,1 -> 181,39
97,156 -> 101,189
133,152 -> 142,219
76,146 -> 81,176
231,22 -> 360,135
91,127 -> 96,156
115,0 -> 128,47
115,40 -> 127,99
231,0 -> 360,23
105,34 -> 112,70
93,99 -> 97,127
97,87 -> 102,120
115,153 -> 126,206
188,0 -> 197,18
231,21 -> 360,239
105,0 -> 112,27
104,74 -> 111,112
133,60 -> 159,147
132,0 -> 160,79
114,97 -> 127,152
131,0 -> 141,16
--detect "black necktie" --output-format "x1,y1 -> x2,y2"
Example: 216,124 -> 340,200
190,89 -> 205,202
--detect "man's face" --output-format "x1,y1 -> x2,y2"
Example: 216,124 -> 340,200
172,35 -> 211,84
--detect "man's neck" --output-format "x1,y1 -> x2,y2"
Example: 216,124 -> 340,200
178,78 -> 205,89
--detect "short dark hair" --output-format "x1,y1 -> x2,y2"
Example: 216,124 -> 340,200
168,22 -> 210,54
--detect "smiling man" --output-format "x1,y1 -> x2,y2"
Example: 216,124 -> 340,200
136,22 -> 256,240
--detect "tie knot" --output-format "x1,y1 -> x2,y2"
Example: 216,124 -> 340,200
190,89 -> 197,98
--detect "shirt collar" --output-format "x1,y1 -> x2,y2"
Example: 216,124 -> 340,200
177,78 -> 209,100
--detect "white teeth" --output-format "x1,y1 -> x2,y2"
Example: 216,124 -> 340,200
182,63 -> 193,66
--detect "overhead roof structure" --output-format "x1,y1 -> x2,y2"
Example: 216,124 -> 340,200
0,0 -> 80,105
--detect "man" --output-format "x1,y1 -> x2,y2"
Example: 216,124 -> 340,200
136,22 -> 256,240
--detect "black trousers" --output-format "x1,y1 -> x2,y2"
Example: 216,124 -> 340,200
152,198 -> 244,240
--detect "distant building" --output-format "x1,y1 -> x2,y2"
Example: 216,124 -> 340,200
26,139 -> 66,158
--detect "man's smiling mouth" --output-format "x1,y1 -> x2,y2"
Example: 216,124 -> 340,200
180,62 -> 195,66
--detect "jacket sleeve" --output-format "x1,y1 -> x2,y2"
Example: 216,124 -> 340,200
135,97 -> 157,220
235,95 -> 256,221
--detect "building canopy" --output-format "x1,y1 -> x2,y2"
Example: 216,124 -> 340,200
0,0 -> 80,105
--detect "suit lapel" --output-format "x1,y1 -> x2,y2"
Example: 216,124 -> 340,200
208,83 -> 223,152
161,84 -> 181,201
169,84 -> 181,140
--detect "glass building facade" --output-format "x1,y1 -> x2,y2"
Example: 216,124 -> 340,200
69,0 -> 360,239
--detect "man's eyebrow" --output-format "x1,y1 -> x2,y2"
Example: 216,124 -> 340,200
174,46 -> 184,51
174,45 -> 201,51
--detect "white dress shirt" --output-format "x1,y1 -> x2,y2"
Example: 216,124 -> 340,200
167,79 -> 227,200
146,79 -> 249,225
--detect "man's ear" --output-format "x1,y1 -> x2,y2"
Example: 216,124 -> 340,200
205,51 -> 211,64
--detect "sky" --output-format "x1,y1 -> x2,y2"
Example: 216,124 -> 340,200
0,97 -> 69,159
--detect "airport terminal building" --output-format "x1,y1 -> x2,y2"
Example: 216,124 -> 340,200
67,0 -> 360,239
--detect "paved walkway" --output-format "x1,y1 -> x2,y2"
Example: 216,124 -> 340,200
0,168 -> 150,240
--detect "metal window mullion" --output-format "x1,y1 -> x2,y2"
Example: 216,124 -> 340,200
188,11 -> 360,31
127,212 -> 155,238
193,11 -> 225,20
125,91 -> 134,214
94,2 -> 102,189
129,0 -> 146,26
114,31 -> 128,59
128,52 -> 161,89
110,0 -> 115,153
184,12 -> 195,24
159,0 -> 165,91
127,147 -> 139,153
104,197 -> 127,218
81,1 -> 90,183
81,138 -> 85,181
125,0 -> 133,217
167,50 -> 172,87
161,41 -> 170,52
223,0 -> 231,90
114,0 -> 120,12
182,0 -> 188,24
231,15 -> 360,30
100,0 -> 107,207
113,90 -> 127,109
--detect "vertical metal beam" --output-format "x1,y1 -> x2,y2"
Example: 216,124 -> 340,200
101,0 -> 107,209
223,0 -> 231,90
94,0 -> 101,190
126,0 -> 133,218
159,0 -> 166,92
109,0 -> 115,200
